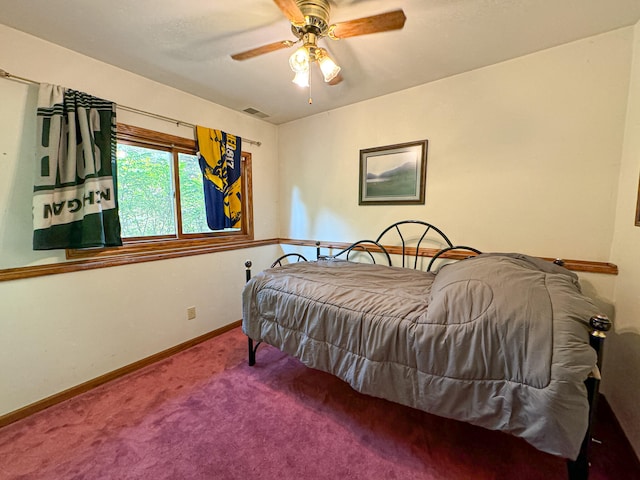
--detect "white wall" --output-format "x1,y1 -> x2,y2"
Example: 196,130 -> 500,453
0,25 -> 280,415
278,29 -> 631,263
279,27 -> 636,448
606,20 -> 640,456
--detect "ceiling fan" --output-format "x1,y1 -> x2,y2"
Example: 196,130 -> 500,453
231,0 -> 406,89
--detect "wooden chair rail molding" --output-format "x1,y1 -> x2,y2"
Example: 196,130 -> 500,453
0,238 -> 279,282
279,238 -> 619,275
0,237 -> 617,282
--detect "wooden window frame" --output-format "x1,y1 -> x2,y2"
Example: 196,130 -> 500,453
66,124 -> 254,261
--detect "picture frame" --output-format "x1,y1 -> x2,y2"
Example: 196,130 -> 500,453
636,175 -> 640,227
359,140 -> 428,205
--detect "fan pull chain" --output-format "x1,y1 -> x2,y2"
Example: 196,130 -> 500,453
308,70 -> 313,104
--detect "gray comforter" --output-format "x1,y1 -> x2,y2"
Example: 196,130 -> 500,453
242,253 -> 599,459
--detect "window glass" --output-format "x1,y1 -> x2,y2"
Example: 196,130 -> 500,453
116,144 -> 176,238
178,152 -> 212,235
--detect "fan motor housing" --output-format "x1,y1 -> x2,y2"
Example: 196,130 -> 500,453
292,0 -> 330,37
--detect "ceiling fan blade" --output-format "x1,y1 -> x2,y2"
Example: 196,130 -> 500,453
329,9 -> 406,39
231,40 -> 295,61
273,0 -> 305,26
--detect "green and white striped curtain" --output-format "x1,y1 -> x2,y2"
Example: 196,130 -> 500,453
33,84 -> 122,249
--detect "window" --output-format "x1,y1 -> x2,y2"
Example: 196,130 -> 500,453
66,124 -> 253,260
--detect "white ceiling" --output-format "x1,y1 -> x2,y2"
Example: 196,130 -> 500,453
1,0 -> 639,125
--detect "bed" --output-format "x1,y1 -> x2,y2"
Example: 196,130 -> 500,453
241,220 -> 610,480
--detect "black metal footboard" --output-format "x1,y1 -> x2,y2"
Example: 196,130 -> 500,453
567,314 -> 612,480
244,261 -> 261,366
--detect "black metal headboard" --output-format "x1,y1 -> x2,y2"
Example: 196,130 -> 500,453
374,220 -> 454,269
268,220 -> 480,271
325,220 -> 466,270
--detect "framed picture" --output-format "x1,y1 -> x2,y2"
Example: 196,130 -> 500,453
636,175 -> 640,227
359,140 -> 428,205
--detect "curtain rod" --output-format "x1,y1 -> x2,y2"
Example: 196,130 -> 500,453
0,68 -> 262,147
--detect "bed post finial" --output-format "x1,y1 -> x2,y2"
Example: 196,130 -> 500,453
316,241 -> 321,260
590,314 -> 611,333
245,260 -> 252,283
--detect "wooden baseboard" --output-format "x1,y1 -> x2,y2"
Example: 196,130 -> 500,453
0,320 -> 242,429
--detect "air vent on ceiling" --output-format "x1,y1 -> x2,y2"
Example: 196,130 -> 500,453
243,107 -> 269,119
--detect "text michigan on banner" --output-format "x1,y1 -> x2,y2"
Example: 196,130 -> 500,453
33,84 -> 122,249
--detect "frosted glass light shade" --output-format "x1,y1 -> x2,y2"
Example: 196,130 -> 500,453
292,70 -> 309,87
316,49 -> 340,82
289,46 -> 310,73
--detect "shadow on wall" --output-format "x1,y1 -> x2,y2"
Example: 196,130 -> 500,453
288,185 -> 353,242
0,83 -> 64,269
600,329 -> 640,457
563,273 -> 640,456
578,279 -> 615,321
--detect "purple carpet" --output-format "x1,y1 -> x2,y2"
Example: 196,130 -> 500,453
0,327 -> 638,479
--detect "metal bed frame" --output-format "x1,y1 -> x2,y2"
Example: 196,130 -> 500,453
243,220 -> 611,480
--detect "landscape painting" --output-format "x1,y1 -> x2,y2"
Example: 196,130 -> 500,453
359,140 -> 428,205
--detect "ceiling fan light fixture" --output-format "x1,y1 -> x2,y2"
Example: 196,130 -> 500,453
231,3 -> 408,96
316,48 -> 341,83
292,69 -> 310,88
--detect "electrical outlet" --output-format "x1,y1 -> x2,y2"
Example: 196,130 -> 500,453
187,306 -> 196,320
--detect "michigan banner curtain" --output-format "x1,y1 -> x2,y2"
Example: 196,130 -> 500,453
33,84 -> 122,250
196,126 -> 242,230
